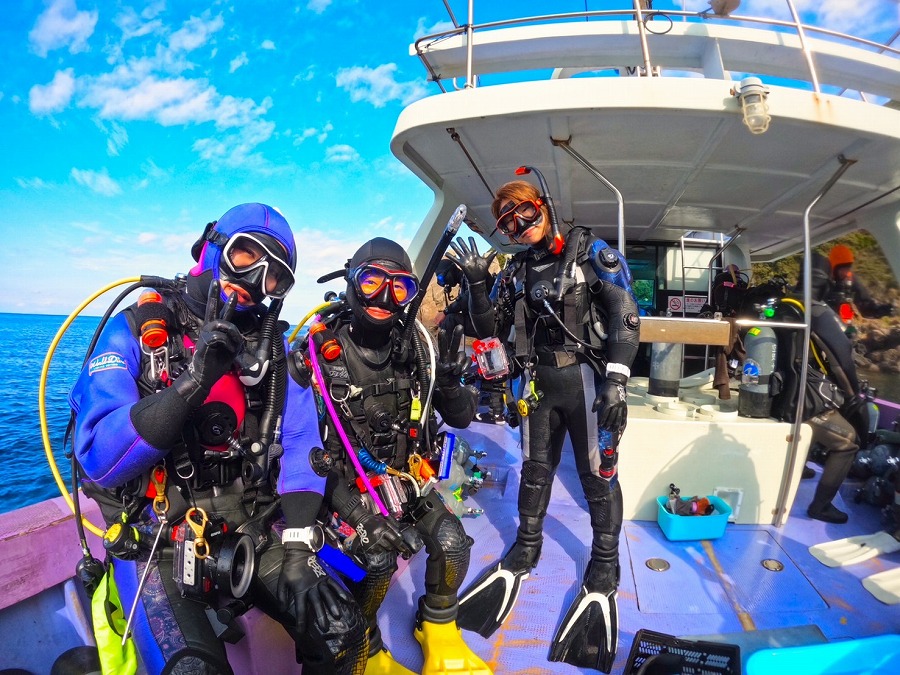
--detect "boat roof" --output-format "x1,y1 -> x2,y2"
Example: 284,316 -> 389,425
391,9 -> 900,277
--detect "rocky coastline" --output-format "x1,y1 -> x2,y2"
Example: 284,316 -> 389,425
856,316 -> 900,374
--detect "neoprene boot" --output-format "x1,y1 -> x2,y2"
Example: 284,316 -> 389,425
415,600 -> 492,675
808,450 -> 855,524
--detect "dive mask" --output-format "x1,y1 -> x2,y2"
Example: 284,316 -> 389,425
220,232 -> 295,301
496,199 -> 544,236
350,263 -> 419,308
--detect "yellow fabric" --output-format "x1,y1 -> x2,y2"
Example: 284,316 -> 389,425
364,647 -> 417,675
91,568 -> 138,675
415,621 -> 492,675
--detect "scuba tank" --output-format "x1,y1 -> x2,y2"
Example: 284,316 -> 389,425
649,342 -> 683,398
738,325 -> 777,418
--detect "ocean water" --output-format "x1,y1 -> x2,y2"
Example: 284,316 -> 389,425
0,312 -> 101,515
3,312 -> 899,517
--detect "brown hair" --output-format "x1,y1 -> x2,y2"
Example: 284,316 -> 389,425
491,180 -> 541,219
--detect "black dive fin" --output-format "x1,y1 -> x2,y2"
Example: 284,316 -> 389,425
456,563 -> 529,638
548,586 -> 618,673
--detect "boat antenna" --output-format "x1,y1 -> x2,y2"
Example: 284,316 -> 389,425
516,165 -> 564,255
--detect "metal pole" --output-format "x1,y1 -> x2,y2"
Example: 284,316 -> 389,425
633,0 -> 655,76
784,0 -> 821,94
772,155 -> 855,526
465,0 -> 475,88
552,138 -> 626,251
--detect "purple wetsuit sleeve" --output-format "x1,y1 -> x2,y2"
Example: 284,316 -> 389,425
68,312 -> 170,487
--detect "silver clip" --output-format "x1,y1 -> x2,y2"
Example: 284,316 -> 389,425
142,343 -> 170,381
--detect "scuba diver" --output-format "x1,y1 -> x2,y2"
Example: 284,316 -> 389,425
434,256 -> 512,425
771,252 -> 868,524
452,173 -> 641,673
69,203 -> 368,674
296,237 -> 491,675
826,243 -> 894,319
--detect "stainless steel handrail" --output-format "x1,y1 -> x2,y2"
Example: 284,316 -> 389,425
420,4 -> 899,91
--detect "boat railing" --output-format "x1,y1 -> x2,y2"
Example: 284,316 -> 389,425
415,4 -> 900,102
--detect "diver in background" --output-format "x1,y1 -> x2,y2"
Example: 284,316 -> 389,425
773,253 -> 868,524
826,244 -> 894,319
70,203 -> 367,674
452,176 -> 641,673
302,237 -> 490,675
434,256 -> 511,425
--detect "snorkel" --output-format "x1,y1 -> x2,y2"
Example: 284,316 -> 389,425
400,204 -> 467,345
515,165 -> 564,255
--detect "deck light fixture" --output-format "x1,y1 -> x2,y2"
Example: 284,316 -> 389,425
735,77 -> 771,134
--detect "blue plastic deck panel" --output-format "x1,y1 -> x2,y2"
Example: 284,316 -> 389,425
375,419 -> 900,674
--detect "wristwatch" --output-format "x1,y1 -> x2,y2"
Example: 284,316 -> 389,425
282,525 -> 324,552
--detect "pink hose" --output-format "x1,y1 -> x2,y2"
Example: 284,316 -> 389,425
307,319 -> 389,516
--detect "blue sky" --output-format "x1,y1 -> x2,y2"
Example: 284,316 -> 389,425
2,0 -> 897,320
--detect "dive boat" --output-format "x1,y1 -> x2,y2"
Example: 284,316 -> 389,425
2,3 -> 900,673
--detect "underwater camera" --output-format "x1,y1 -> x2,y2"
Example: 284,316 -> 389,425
173,508 -> 256,601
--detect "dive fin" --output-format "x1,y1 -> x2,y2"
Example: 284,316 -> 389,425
548,586 -> 618,673
862,567 -> 900,605
364,647 -> 417,675
457,563 -> 529,638
809,530 -> 900,568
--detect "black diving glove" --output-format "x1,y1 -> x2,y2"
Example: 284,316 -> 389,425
447,236 -> 497,286
174,285 -> 243,406
593,372 -> 628,431
435,325 -> 469,390
278,544 -> 353,636
190,318 -> 244,387
350,511 -> 417,559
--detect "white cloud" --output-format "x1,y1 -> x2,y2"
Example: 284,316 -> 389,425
15,177 -> 50,189
325,144 -> 360,163
293,128 -> 318,145
193,119 -> 276,168
292,67 -> 316,85
133,159 -> 171,189
292,122 -> 334,146
261,40 -> 276,50
336,63 -> 428,108
306,0 -> 332,15
80,69 -> 272,133
103,121 -> 129,156
414,17 -> 457,40
113,6 -> 164,42
318,122 -> 334,142
29,69 -> 76,114
29,0 -> 98,57
168,13 -> 225,53
71,168 -> 122,196
230,52 -> 249,73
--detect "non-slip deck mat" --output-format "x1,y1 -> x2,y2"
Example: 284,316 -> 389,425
625,524 -> 827,615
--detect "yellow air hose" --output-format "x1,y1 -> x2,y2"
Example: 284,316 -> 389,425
288,300 -> 341,342
39,277 -> 141,538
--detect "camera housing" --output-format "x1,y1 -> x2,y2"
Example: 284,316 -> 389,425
173,513 -> 256,601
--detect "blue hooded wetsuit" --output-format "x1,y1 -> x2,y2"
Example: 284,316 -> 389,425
69,203 -> 366,675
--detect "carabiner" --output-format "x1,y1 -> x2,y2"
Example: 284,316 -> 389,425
150,465 -> 169,516
185,507 -> 209,559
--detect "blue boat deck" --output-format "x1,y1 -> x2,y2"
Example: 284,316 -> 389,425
377,419 -> 900,674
